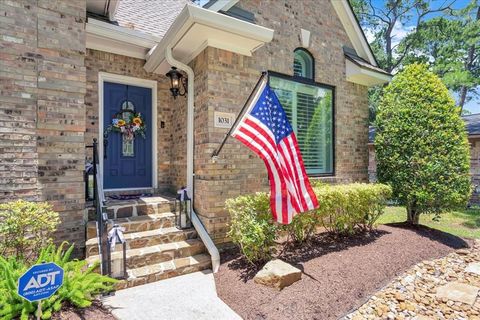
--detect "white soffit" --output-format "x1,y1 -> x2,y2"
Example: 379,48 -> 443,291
346,59 -> 391,86
144,4 -> 274,74
331,0 -> 377,67
86,19 -> 161,59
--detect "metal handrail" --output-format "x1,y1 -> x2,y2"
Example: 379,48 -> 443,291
86,139 -> 110,275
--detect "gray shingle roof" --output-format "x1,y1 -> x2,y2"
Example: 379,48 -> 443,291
114,0 -> 191,39
462,114 -> 480,136
344,47 -> 391,76
369,114 -> 480,143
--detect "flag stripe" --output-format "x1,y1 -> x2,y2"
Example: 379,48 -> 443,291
289,134 -> 318,208
234,130 -> 285,221
277,141 -> 307,212
239,118 -> 302,216
231,79 -> 318,224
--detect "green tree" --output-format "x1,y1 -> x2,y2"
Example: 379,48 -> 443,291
375,64 -> 471,224
401,1 -> 480,112
350,0 -> 477,121
351,0 -> 455,73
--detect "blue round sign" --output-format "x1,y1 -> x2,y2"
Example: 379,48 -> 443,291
18,262 -> 64,302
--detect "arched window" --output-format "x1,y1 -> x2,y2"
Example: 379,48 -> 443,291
293,48 -> 314,79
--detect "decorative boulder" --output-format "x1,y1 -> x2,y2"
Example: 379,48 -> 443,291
254,259 -> 302,290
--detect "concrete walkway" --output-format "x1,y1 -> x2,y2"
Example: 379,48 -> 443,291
102,270 -> 242,320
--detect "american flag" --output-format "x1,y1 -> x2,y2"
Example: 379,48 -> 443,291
232,77 -> 319,224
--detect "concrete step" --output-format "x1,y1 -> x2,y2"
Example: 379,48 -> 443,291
86,239 -> 206,269
86,226 -> 197,257
86,212 -> 176,240
115,254 -> 212,290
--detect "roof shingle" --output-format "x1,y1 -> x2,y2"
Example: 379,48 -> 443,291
114,0 -> 191,39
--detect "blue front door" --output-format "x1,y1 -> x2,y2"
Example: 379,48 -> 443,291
103,82 -> 152,189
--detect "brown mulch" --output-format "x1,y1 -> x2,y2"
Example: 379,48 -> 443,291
214,223 -> 472,320
51,300 -> 114,320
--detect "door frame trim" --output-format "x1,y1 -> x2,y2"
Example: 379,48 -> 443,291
98,72 -> 158,191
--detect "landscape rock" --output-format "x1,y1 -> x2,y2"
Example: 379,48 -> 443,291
466,262 -> 480,275
436,282 -> 479,306
254,259 -> 302,290
344,244 -> 480,320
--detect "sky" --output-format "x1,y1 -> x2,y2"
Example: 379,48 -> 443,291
367,0 -> 479,113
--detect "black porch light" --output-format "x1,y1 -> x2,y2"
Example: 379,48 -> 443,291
166,67 -> 187,99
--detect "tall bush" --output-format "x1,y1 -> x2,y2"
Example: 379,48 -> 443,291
375,64 -> 471,224
0,200 -> 60,261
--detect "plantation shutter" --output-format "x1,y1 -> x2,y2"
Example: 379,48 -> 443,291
293,57 -> 304,77
296,92 -> 326,173
270,76 -> 333,175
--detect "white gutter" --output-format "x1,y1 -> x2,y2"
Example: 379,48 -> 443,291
165,44 -> 220,273
86,18 -> 161,48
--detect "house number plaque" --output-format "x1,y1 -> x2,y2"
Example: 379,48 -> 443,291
214,111 -> 234,129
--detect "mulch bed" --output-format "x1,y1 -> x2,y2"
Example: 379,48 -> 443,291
214,223 -> 472,320
51,300 -> 115,320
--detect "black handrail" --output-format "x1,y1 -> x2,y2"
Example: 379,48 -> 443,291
86,139 -> 110,275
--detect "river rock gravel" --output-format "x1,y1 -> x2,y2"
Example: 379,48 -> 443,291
344,239 -> 480,320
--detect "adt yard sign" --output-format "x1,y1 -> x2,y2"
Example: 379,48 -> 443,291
18,262 -> 64,302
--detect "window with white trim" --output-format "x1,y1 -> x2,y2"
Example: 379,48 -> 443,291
270,72 -> 334,175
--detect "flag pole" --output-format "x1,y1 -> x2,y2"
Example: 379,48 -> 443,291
211,71 -> 268,160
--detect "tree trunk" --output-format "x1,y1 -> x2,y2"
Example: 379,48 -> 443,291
458,85 -> 468,113
407,206 -> 420,225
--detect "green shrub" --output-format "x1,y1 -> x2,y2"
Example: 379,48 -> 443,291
314,183 -> 392,233
226,183 -> 391,261
375,64 -> 471,224
281,211 -> 318,243
0,200 -> 60,262
0,243 -> 117,320
226,192 -> 278,264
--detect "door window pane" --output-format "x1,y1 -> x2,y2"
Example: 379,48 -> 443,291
121,100 -> 135,157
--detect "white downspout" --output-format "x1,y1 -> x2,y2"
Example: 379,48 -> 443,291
165,44 -> 220,273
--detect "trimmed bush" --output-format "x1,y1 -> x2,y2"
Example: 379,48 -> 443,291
226,183 -> 392,262
375,64 -> 471,224
0,243 -> 117,320
226,192 -> 278,264
0,200 -> 60,262
314,183 -> 392,234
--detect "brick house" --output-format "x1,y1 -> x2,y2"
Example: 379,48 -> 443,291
1,0 -> 390,286
369,114 -> 480,204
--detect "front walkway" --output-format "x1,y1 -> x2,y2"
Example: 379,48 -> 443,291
344,240 -> 480,320
102,270 -> 241,320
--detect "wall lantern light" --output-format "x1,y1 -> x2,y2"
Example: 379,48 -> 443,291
166,67 -> 187,99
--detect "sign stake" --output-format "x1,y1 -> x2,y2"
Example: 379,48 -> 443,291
37,300 -> 42,320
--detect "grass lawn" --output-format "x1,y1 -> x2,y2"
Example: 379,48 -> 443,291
377,206 -> 480,239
